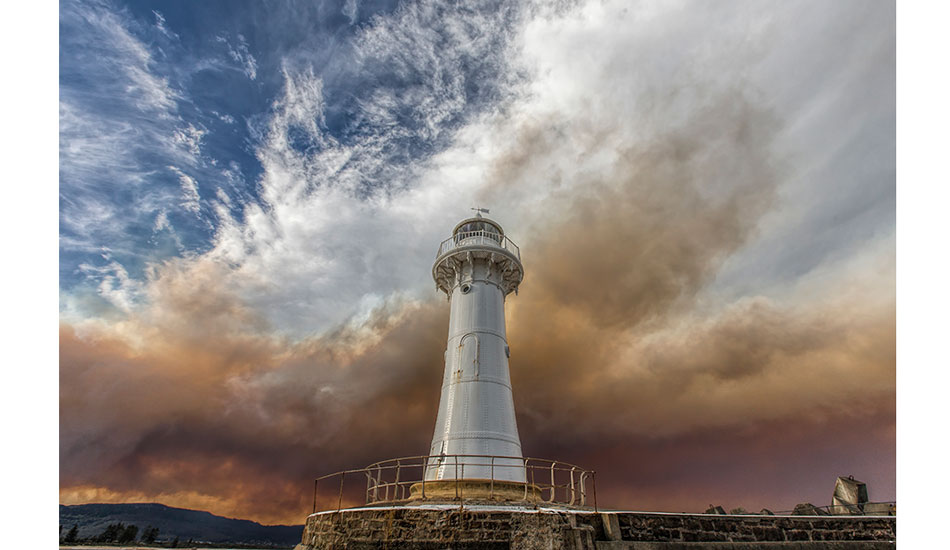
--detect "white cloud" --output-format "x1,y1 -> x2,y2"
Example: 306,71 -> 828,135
69,1 -> 179,114
168,166 -> 202,215
63,0 -> 894,345
60,0 -> 232,297
217,33 -> 259,80
153,210 -> 170,232
212,111 -> 237,124
342,0 -> 359,25
78,261 -> 145,314
173,123 -> 207,157
152,9 -> 179,40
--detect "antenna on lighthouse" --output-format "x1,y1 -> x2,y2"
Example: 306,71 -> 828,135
471,206 -> 490,218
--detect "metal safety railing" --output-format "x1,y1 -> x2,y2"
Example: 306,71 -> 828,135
436,231 -> 521,261
311,454 -> 596,513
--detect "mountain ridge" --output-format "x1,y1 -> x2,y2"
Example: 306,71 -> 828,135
59,502 -> 303,547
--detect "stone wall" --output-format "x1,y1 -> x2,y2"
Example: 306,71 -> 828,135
295,506 -> 895,550
583,512 -> 895,546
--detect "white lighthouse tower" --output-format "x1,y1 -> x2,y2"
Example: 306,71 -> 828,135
425,209 -> 526,484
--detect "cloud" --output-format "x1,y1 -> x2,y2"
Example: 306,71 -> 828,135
73,1 -> 179,114
60,262 -> 447,523
167,166 -> 202,215
172,124 -> 207,157
60,0 -> 894,526
59,72 -> 893,521
59,0 -> 206,282
60,0 -> 264,301
216,33 -> 259,80
60,247 -> 893,523
76,261 -> 145,314
342,0 -> 359,25
152,10 -> 179,42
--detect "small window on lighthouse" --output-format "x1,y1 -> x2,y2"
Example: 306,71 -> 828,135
460,283 -> 472,294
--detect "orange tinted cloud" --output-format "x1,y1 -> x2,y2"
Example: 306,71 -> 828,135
60,85 -> 893,527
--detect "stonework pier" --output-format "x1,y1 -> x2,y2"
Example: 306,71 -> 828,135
295,505 -> 895,550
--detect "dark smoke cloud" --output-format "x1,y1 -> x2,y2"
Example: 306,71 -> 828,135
61,257 -> 451,523
61,85 -> 893,524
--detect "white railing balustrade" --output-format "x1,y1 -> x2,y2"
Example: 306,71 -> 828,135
437,231 -> 521,261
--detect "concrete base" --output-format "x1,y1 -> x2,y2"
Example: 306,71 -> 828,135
408,479 -> 542,503
295,506 -> 896,550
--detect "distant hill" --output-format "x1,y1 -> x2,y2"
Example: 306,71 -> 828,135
59,503 -> 303,547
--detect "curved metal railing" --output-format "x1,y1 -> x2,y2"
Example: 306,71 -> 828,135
311,455 -> 596,513
436,231 -> 521,261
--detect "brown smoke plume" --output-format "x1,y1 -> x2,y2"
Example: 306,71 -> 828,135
60,89 -> 893,523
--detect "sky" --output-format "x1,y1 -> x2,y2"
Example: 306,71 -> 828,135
58,0 -> 896,525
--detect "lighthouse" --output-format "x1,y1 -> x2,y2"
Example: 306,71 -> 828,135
425,209 -> 526,484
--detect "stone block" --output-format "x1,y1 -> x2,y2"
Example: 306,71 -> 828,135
697,530 -> 729,542
601,513 -> 621,541
864,502 -> 896,516
786,529 -> 812,541
751,526 -> 786,541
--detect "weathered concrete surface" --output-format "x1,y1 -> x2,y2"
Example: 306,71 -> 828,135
408,479 -> 542,502
295,506 -> 895,550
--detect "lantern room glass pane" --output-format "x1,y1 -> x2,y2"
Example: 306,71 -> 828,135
454,221 -> 502,244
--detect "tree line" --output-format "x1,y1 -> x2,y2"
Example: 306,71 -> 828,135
61,522 -> 183,547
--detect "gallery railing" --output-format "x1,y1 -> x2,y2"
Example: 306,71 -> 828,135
311,454 -> 596,513
436,231 -> 521,261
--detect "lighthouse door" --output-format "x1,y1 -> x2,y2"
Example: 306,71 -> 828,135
457,333 -> 479,379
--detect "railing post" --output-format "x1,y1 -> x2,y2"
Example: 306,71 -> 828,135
421,456 -> 426,500
337,472 -> 345,513
313,479 -> 318,514
524,458 -> 530,501
460,464 -> 465,512
579,472 -> 587,507
550,462 -> 556,502
490,456 -> 495,500
455,458 -> 460,500
366,471 -> 372,505
530,465 -> 536,502
569,467 -> 577,506
394,460 -> 401,500
592,471 -> 598,513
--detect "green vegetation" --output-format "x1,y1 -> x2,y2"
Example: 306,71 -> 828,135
59,503 -> 301,548
141,525 -> 160,544
60,521 -> 158,546
60,521 -> 291,549
63,524 -> 79,544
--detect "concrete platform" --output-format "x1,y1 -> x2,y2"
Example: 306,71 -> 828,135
408,479 -> 542,502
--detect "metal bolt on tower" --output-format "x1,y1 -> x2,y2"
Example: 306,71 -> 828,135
426,210 -> 526,483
